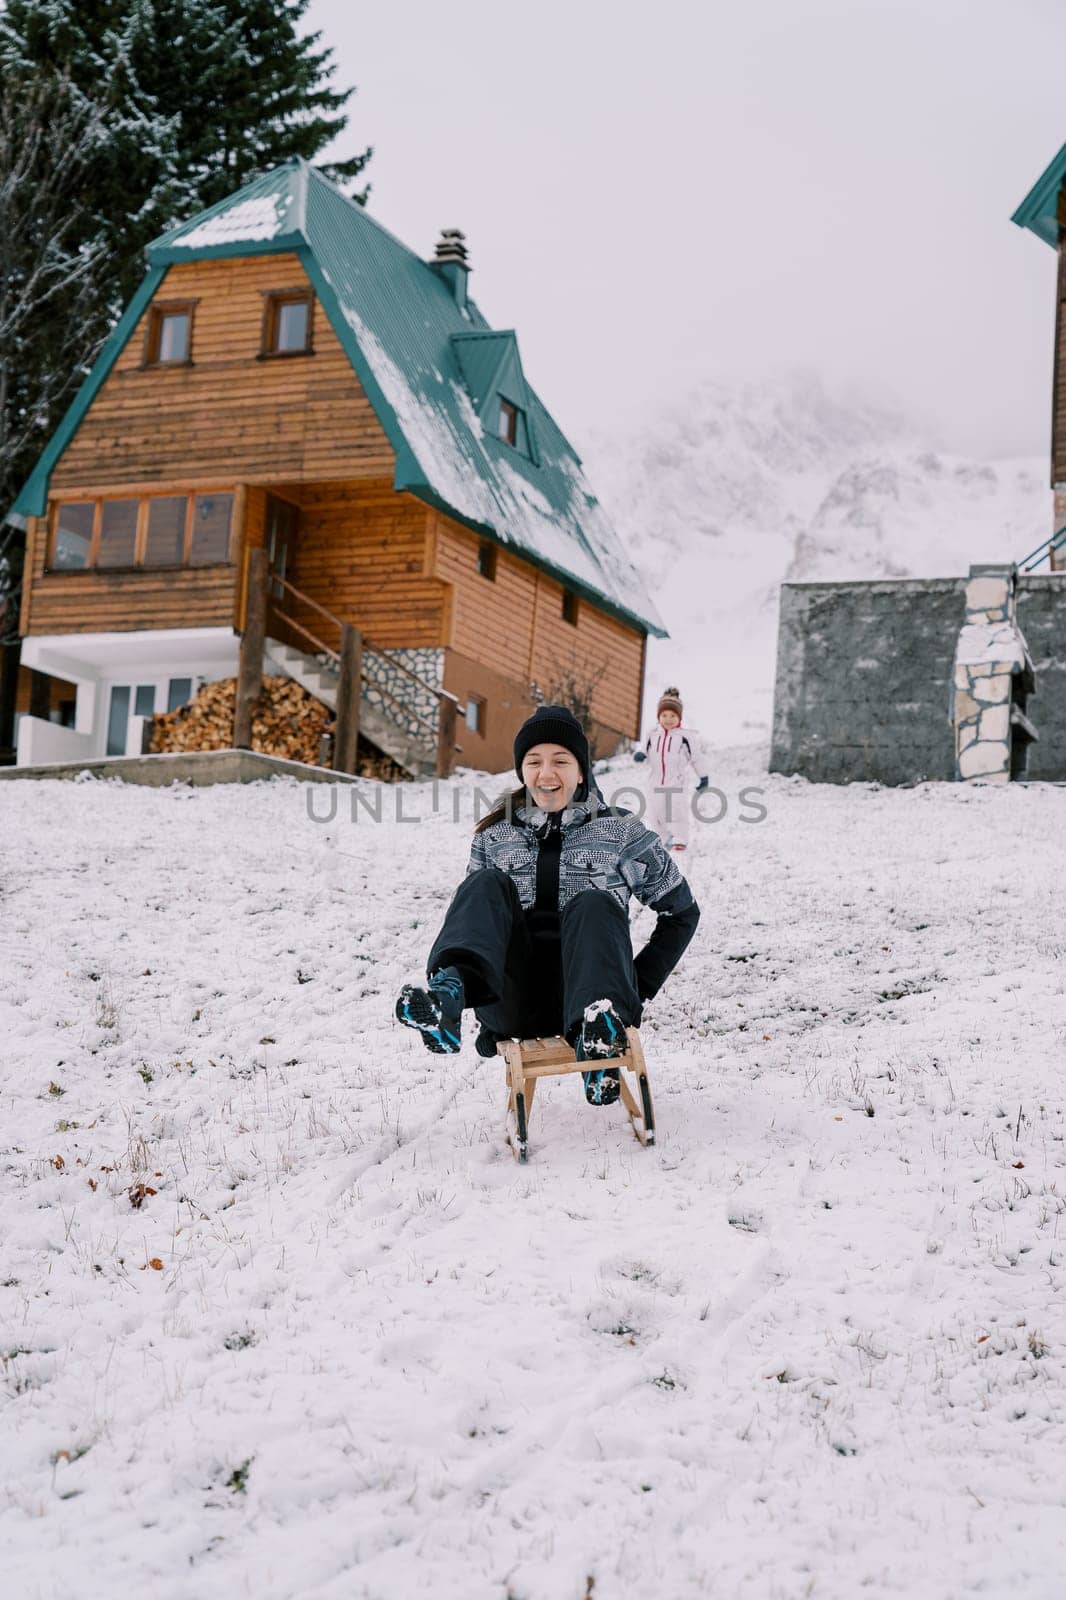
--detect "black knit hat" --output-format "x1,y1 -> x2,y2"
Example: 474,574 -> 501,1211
513,705 -> 590,787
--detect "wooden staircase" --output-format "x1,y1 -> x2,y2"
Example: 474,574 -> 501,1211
263,637 -> 438,778
237,548 -> 463,779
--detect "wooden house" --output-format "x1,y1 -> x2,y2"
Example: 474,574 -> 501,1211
1013,141 -> 1066,569
6,161 -> 664,776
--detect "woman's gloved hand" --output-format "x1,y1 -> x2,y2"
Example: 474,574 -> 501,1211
633,750 -> 647,763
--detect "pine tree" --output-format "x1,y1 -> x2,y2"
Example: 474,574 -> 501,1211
0,2 -> 371,750
0,67 -> 108,536
0,0 -> 371,308
0,63 -> 109,745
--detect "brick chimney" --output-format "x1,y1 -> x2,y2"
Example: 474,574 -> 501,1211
430,229 -> 470,310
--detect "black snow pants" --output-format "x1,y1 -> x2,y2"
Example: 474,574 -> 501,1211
427,866 -> 642,1041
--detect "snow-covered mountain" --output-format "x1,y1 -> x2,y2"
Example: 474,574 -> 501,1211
585,373 -> 1048,746
790,451 -> 1049,584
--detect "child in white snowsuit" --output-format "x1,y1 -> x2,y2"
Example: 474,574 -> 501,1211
634,687 -> 709,853
395,705 -> 700,1107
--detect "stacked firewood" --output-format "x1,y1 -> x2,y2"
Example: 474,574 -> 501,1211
149,675 -> 330,766
354,743 -> 410,783
148,675 -> 412,781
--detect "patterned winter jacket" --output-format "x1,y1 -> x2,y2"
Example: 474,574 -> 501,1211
466,794 -> 700,1001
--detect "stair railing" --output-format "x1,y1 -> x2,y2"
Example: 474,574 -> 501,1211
268,570 -> 445,740
1018,525 -> 1066,573
268,573 -> 342,666
248,559 -> 464,777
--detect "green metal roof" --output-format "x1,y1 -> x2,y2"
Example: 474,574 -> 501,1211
450,332 -> 540,465
10,160 -> 663,636
1011,141 -> 1066,248
451,331 -> 526,410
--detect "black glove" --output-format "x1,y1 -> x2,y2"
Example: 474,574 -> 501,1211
633,750 -> 647,763
696,775 -> 710,791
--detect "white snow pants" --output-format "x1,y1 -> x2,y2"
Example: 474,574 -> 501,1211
646,785 -> 690,849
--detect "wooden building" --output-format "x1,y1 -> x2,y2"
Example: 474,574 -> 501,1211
1013,142 -> 1066,569
6,161 -> 663,775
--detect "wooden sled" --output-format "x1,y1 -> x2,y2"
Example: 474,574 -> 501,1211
498,1028 -> 655,1163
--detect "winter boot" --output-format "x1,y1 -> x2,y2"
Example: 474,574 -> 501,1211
475,1024 -> 501,1060
395,966 -> 464,1054
574,999 -> 626,1106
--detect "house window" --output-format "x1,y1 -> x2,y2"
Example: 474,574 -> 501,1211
106,686 -> 130,756
167,677 -> 193,712
189,493 -> 233,564
134,684 -> 156,718
145,302 -> 194,366
97,500 -> 139,568
498,399 -> 518,446
562,589 -> 579,626
143,497 -> 188,566
476,540 -> 497,581
47,491 -> 233,572
52,502 -> 94,570
465,694 -> 486,735
263,290 -> 313,356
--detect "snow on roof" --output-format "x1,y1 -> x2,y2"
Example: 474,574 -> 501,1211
175,194 -> 290,248
334,298 -> 660,627
337,302 -> 498,527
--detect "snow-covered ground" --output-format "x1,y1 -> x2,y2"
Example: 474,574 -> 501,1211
3,759 -> 1065,1599
586,373 -> 1049,746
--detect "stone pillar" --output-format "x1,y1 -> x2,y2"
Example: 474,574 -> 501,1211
952,565 -> 1036,782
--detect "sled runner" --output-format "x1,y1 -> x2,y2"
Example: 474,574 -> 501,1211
499,1029 -> 655,1163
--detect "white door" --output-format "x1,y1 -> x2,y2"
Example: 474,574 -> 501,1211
104,676 -> 194,756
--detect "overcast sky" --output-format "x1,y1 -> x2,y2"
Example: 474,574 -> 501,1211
308,0 -> 1066,460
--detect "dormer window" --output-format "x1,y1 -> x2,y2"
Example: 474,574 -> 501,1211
498,399 -> 519,446
450,331 -> 537,461
145,302 -> 195,366
263,289 -> 313,357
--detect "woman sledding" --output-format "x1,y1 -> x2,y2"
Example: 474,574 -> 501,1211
395,705 -> 700,1106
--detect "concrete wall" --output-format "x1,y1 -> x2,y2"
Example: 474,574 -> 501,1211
0,748 -> 358,787
770,571 -> 1066,785
16,715 -> 95,767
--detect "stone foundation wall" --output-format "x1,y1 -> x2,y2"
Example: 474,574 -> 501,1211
771,571 -> 1066,785
1016,574 -> 1066,779
362,647 -> 444,745
770,578 -> 967,785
